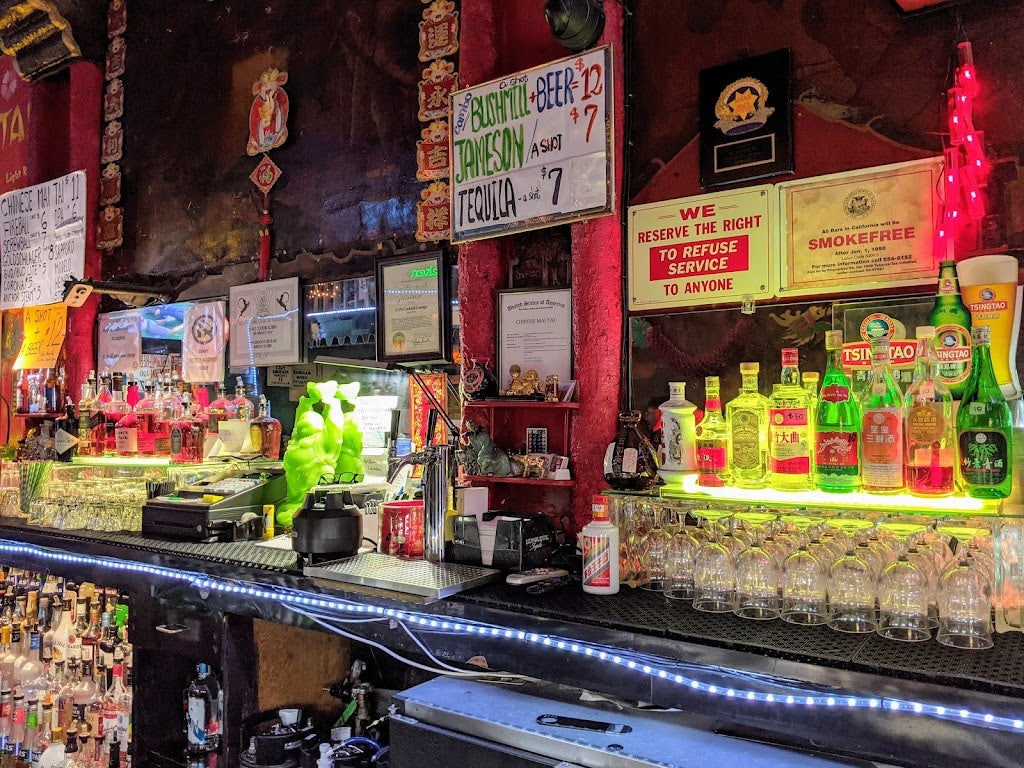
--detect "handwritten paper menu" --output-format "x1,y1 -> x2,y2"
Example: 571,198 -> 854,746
451,46 -> 612,242
97,311 -> 142,373
0,171 -> 86,308
14,303 -> 67,369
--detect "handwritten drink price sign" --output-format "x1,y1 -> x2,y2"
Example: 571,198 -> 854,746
450,46 -> 613,243
0,171 -> 86,309
628,186 -> 774,311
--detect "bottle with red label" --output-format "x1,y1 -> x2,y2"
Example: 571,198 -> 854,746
904,326 -> 955,496
695,376 -> 728,487
814,330 -> 861,492
861,340 -> 905,493
768,348 -> 812,491
581,495 -> 619,595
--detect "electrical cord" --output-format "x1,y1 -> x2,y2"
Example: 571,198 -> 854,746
290,604 -> 533,682
396,620 -> 488,676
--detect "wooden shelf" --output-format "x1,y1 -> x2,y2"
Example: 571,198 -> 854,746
13,413 -> 64,419
464,400 -> 579,410
464,475 -> 574,487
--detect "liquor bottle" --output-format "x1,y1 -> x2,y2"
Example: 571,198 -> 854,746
929,259 -> 973,399
101,664 -> 126,762
956,325 -> 1013,498
726,362 -> 769,488
250,395 -> 282,460
80,605 -> 101,673
184,663 -> 222,757
156,377 -> 183,457
131,384 -> 159,457
232,377 -> 255,421
695,376 -> 728,487
768,348 -> 812,491
53,400 -> 80,462
102,388 -> 130,457
657,383 -> 697,482
51,597 -> 73,665
861,340 -> 906,493
0,683 -> 10,752
13,371 -> 25,415
71,657 -> 98,742
205,384 -> 236,435
170,400 -> 206,464
98,614 -> 116,687
904,326 -> 955,496
43,367 -> 62,415
814,330 -> 861,492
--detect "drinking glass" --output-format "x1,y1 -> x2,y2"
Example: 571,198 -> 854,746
825,520 -> 879,634
936,525 -> 994,650
693,508 -> 737,613
877,554 -> 931,642
734,511 -> 781,620
780,515 -> 827,625
664,513 -> 700,601
639,501 -> 672,591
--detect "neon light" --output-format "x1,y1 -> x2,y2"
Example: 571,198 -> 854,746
0,537 -> 1019,732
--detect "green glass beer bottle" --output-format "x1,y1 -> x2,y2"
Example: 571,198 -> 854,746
956,325 -> 1013,499
928,260 -> 973,399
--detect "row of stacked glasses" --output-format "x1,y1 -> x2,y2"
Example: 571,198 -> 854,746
618,498 -> 994,649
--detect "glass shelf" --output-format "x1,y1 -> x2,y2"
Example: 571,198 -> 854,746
611,473 -> 1005,518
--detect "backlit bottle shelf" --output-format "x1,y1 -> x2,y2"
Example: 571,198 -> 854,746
653,473 -> 1003,517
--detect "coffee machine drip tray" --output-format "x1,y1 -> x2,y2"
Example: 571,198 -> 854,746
304,552 -> 501,599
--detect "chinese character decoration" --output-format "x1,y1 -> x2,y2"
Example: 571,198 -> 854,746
416,120 -> 451,181
416,181 -> 452,242
415,0 -> 458,242
937,40 -> 988,260
246,68 -> 290,156
418,60 -> 458,122
246,67 -> 290,281
419,0 -> 459,62
96,0 -> 128,251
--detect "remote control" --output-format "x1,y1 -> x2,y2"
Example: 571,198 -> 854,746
505,567 -> 569,586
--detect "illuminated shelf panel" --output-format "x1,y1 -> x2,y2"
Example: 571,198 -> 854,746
654,473 -> 1003,518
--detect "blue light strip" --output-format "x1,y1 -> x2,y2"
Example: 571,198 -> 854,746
1,537 -> 1020,733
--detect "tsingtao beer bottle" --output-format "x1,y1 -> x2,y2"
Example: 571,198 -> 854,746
929,260 -> 973,399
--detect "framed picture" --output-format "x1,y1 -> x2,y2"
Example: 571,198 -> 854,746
699,48 -> 793,188
375,250 -> 452,365
560,380 -> 577,402
497,288 -> 573,395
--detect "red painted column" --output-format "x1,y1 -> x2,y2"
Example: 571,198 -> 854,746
65,60 -> 103,403
456,0 -> 506,377
569,2 -> 625,528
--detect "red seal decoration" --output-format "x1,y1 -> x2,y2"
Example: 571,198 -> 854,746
419,0 -> 459,62
96,206 -> 124,250
416,181 -> 451,242
250,154 -> 283,196
99,163 -> 121,206
104,78 -> 124,121
107,0 -> 126,39
105,36 -> 125,80
416,120 -> 451,181
418,60 -> 457,122
246,68 -> 290,156
101,120 -> 123,164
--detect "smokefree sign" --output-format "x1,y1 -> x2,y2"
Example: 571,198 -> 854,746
628,186 -> 774,311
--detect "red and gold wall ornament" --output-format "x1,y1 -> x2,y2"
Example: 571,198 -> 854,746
416,120 -> 451,182
246,68 -> 290,157
415,0 -> 458,243
97,0 -> 127,250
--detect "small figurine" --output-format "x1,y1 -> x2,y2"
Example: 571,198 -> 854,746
462,419 -> 514,476
502,364 -> 524,396
513,454 -> 549,479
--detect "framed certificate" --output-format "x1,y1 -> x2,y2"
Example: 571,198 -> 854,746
497,288 -> 573,394
375,250 -> 452,365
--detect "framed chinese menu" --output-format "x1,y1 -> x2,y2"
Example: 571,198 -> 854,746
375,250 -> 452,365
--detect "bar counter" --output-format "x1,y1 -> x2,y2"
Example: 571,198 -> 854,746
0,518 -> 1020,768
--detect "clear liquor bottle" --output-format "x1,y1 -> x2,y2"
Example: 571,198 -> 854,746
905,326 -> 955,496
956,325 -> 1013,498
861,340 -> 906,493
695,376 -> 729,487
232,377 -> 255,422
726,362 -> 769,488
814,330 -> 861,492
768,348 -> 812,491
76,374 -> 99,458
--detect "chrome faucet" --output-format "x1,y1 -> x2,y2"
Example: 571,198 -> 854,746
386,444 -> 454,564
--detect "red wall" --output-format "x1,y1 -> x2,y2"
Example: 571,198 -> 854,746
458,2 -> 625,530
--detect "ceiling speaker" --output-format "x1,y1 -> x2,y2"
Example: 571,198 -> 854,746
544,0 -> 605,52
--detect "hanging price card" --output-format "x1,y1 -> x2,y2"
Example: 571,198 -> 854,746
450,46 -> 613,242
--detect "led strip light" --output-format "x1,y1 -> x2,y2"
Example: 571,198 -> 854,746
0,537 -> 1020,733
